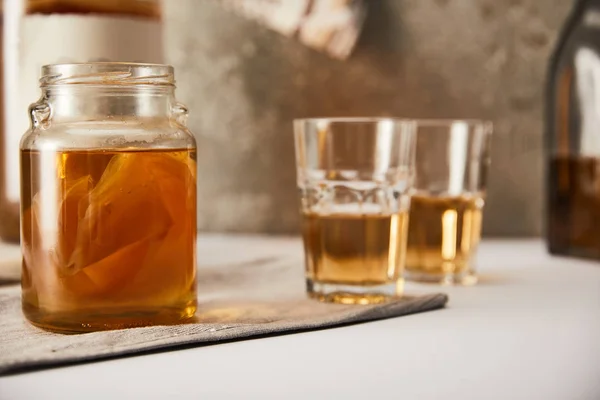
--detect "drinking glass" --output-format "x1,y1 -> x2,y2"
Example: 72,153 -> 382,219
405,120 -> 492,285
294,118 -> 416,304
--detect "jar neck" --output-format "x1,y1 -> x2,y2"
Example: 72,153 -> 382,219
40,85 -> 178,123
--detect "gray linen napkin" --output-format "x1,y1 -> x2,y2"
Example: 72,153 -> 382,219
0,255 -> 447,375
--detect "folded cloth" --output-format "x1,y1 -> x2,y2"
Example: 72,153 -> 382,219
217,0 -> 367,59
0,252 -> 447,375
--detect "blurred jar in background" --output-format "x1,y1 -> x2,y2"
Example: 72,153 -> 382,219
0,0 -> 163,243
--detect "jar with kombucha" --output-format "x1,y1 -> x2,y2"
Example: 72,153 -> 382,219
20,63 -> 197,332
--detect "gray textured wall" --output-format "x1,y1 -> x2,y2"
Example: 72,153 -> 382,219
164,0 -> 575,236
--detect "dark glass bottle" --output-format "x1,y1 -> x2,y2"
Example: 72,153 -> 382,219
546,0 -> 600,259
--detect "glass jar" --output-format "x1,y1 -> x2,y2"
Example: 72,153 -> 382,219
1,0 -> 163,243
545,0 -> 600,259
20,63 -> 197,332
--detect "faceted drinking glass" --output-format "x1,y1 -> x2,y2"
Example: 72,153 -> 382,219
294,118 -> 415,304
405,120 -> 492,285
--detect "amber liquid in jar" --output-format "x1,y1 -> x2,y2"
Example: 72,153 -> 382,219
21,148 -> 197,332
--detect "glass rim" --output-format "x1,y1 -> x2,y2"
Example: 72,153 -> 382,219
294,117 -> 492,129
40,62 -> 175,87
293,118 -> 416,137
294,117 -> 414,124
413,118 -> 493,128
294,117 -> 411,122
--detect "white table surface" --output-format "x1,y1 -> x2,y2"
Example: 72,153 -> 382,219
1,235 -> 600,400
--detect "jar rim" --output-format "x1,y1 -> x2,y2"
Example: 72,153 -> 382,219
40,62 -> 175,87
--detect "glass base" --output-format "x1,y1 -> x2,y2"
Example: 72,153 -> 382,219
22,300 -> 197,333
405,269 -> 477,286
306,279 -> 403,305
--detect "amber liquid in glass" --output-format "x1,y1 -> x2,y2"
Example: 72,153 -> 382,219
547,156 -> 600,259
405,195 -> 483,283
21,148 -> 197,332
301,211 -> 408,303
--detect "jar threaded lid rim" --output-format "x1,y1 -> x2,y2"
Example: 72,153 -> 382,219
40,63 -> 175,87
